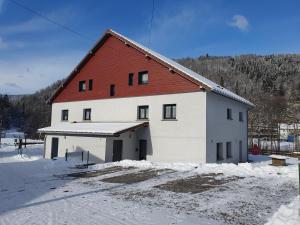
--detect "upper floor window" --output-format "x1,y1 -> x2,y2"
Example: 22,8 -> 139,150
138,71 -> 148,85
61,110 -> 68,121
110,84 -> 115,96
137,105 -> 149,120
88,79 -> 93,91
226,142 -> 232,158
227,108 -> 232,120
83,108 -> 91,120
128,73 -> 134,86
79,81 -> 86,92
239,112 -> 243,122
163,104 -> 176,120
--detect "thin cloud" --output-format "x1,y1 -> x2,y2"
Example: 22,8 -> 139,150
0,0 -> 4,13
0,36 -> 24,50
228,15 -> 249,31
4,82 -> 21,88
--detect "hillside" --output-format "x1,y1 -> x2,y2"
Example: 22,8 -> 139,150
2,54 -> 300,137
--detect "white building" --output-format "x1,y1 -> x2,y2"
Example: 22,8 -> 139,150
38,29 -> 254,164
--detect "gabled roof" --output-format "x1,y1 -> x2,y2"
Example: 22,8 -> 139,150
49,29 -> 254,107
38,122 -> 148,136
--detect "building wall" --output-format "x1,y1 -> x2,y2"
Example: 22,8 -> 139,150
44,134 -> 107,163
53,35 -> 200,103
206,92 -> 248,163
50,91 -> 207,163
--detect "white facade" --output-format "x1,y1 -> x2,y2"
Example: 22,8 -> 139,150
42,90 -> 249,164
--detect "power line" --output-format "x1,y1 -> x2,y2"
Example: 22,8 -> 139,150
148,0 -> 155,47
8,0 -> 92,41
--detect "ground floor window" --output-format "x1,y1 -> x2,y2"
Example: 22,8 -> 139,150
217,142 -> 223,161
226,142 -> 232,158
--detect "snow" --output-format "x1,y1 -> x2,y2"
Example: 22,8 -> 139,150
0,140 -> 299,225
269,155 -> 289,160
265,196 -> 300,225
38,121 -> 146,135
110,29 -> 254,107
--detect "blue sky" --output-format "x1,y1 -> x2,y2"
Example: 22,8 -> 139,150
0,0 -> 300,94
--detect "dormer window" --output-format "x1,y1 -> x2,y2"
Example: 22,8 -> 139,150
79,81 -> 86,92
138,71 -> 148,85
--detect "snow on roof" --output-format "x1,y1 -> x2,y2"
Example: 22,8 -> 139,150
110,30 -> 254,107
38,122 -> 148,136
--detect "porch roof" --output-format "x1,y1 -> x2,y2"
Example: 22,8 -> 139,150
38,122 -> 148,136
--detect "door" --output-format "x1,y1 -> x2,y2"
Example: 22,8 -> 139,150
139,140 -> 147,160
113,140 -> 123,162
51,138 -> 59,159
239,141 -> 243,162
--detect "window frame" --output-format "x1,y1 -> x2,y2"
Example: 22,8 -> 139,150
110,84 -> 115,96
83,108 -> 91,121
226,141 -> 232,158
79,80 -> 86,92
138,71 -> 149,85
227,108 -> 232,120
163,104 -> 177,120
128,73 -> 134,86
137,105 -> 149,120
61,110 -> 69,121
88,79 -> 93,91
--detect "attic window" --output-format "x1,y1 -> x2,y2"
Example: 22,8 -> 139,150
79,81 -> 86,92
138,71 -> 148,85
89,79 -> 93,91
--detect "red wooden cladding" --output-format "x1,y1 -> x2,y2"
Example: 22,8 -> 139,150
53,36 -> 201,103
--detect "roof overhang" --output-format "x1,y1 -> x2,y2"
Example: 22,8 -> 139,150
38,122 -> 149,137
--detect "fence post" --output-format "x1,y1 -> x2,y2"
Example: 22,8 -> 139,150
82,151 -> 84,162
298,163 -> 300,195
86,151 -> 89,168
65,149 -> 68,161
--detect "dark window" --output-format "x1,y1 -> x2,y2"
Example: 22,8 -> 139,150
137,105 -> 149,120
226,142 -> 232,158
239,112 -> 243,122
128,73 -> 134,86
88,79 -> 93,91
79,81 -> 86,92
61,110 -> 68,121
217,143 -> 223,161
110,84 -> 115,96
138,71 -> 148,85
163,104 -> 176,119
227,108 -> 232,120
83,108 -> 91,120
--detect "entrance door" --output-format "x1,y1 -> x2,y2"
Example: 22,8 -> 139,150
139,140 -> 147,160
51,138 -> 59,159
239,140 -> 243,162
113,140 -> 123,162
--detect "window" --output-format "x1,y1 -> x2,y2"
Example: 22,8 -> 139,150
217,143 -> 223,161
226,142 -> 232,158
239,112 -> 243,122
138,71 -> 148,85
137,105 -> 149,120
128,73 -> 134,86
88,79 -> 93,91
163,104 -> 176,119
83,108 -> 91,120
227,108 -> 232,120
79,81 -> 86,92
61,110 -> 68,121
110,84 -> 115,96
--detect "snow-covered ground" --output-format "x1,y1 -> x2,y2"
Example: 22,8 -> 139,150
0,139 -> 299,225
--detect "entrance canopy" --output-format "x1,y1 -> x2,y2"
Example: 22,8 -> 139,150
38,122 -> 148,136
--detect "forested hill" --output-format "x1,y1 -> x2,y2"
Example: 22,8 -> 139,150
177,54 -> 300,127
1,54 -> 300,137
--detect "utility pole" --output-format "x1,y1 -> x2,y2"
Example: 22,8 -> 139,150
0,119 -> 2,148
